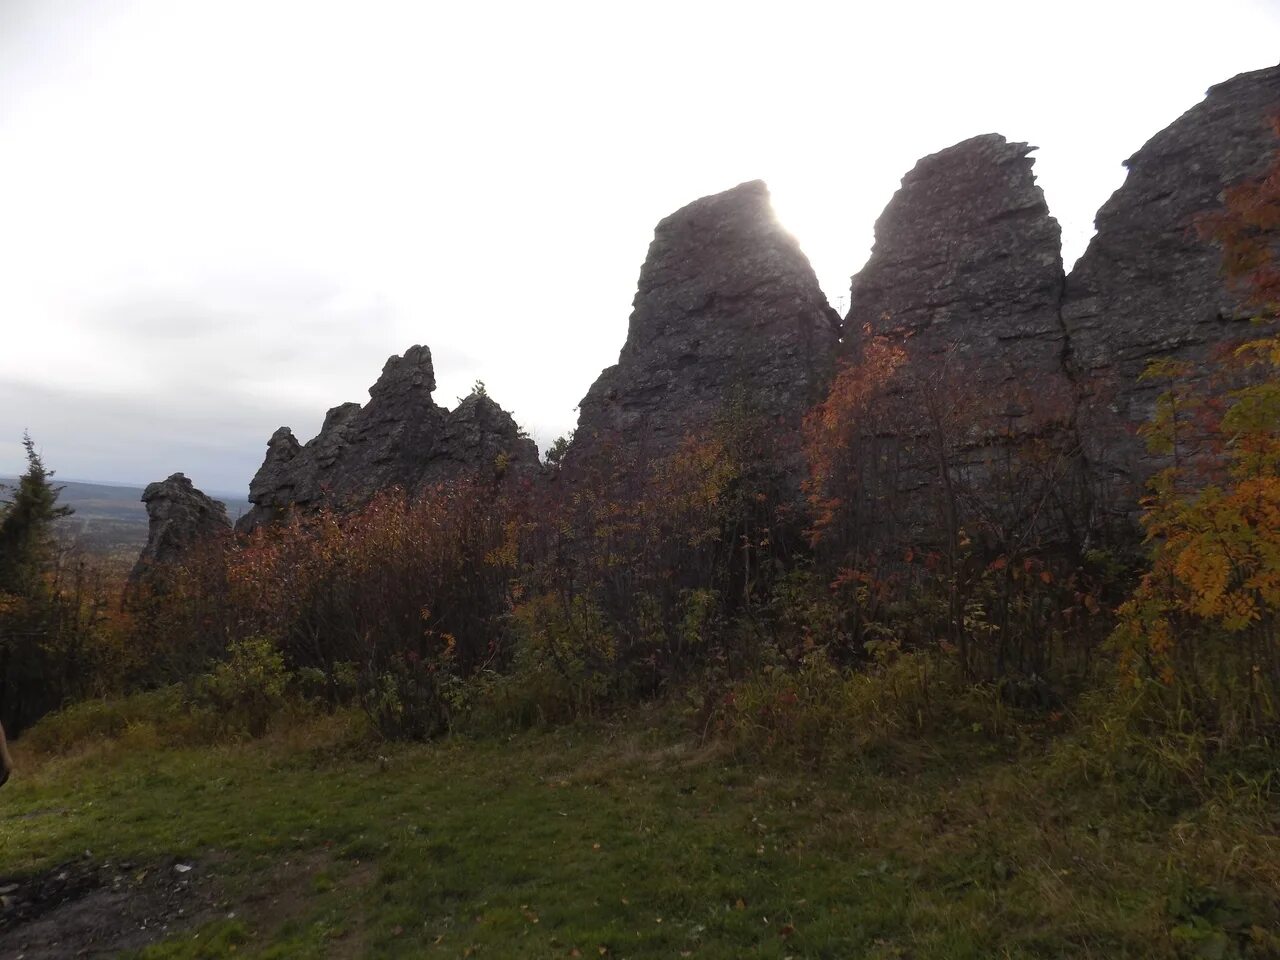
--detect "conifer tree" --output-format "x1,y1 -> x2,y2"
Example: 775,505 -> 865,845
0,433 -> 72,595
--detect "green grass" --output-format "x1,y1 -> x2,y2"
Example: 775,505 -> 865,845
2,706 -> 1278,959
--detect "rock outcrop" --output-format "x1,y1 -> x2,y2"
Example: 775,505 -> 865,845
833,65 -> 1280,543
129,473 -> 231,584
842,134 -> 1083,543
567,180 -> 840,473
847,134 -> 1072,430
224,64 -> 1279,545
429,392 -> 539,483
238,345 -> 537,532
1063,63 -> 1280,519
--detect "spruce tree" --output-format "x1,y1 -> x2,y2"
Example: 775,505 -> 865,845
0,433 -> 72,595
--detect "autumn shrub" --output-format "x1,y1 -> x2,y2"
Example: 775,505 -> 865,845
0,552 -> 126,734
716,646 -> 1004,767
526,396 -> 805,702
126,535 -> 236,685
18,687 -> 194,755
131,481 -> 523,739
293,661 -> 359,706
193,635 -> 292,738
1104,129 -> 1280,766
0,438 -> 131,733
1110,328 -> 1280,749
360,648 -> 461,741
507,592 -> 618,711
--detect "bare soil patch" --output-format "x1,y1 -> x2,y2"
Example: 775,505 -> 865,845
0,855 -> 220,959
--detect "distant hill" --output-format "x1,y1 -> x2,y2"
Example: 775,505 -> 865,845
0,477 -> 249,567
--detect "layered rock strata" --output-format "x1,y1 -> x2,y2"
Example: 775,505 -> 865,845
847,134 -> 1071,428
834,64 -> 1280,542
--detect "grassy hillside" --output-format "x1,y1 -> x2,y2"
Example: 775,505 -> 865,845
1,703 -> 1277,959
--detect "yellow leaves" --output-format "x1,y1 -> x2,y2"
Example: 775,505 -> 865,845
1116,320 -> 1280,690
1233,332 -> 1280,370
1146,617 -> 1173,658
1172,542 -> 1233,619
1139,357 -> 1194,384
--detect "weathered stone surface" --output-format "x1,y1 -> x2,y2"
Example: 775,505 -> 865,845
427,393 -> 539,484
843,134 -> 1083,544
1064,64 -> 1280,516
238,345 -> 537,531
847,134 -> 1072,424
567,180 -> 840,472
129,473 -> 231,584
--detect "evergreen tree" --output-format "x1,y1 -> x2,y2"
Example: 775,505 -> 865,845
0,433 -> 72,595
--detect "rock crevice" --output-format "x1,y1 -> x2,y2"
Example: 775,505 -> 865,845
838,61 -> 1280,540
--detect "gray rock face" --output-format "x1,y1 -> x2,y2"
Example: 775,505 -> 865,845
428,393 -> 539,483
568,180 -> 840,472
238,345 -> 537,531
837,64 -> 1280,543
129,473 -> 231,584
843,134 -> 1083,544
848,134 -> 1072,428
1064,64 -> 1280,516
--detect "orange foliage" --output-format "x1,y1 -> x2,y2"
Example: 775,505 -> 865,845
1113,128 -> 1280,737
802,329 -> 905,551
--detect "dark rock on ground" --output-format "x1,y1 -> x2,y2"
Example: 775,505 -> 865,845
1063,63 -> 1280,520
239,346 -> 537,532
567,180 -> 840,476
128,473 -> 230,585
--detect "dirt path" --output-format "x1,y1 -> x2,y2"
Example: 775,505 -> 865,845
0,855 -> 220,959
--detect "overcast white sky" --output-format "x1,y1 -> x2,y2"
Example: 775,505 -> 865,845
2,0 -> 1279,495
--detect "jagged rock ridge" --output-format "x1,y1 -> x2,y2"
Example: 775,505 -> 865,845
129,473 -> 231,584
238,345 -> 537,531
567,180 -> 840,473
1063,63 -> 1280,517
